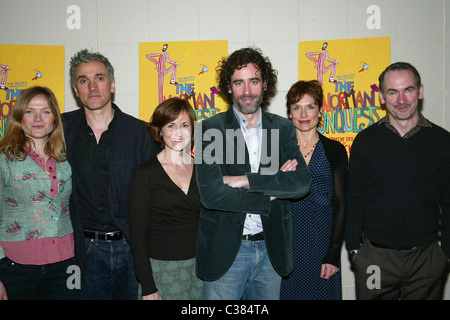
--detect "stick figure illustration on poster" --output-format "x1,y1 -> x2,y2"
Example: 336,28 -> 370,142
299,37 -> 390,155
139,40 -> 228,124
146,44 -> 179,104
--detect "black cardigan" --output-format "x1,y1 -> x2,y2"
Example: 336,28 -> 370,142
129,156 -> 201,295
317,133 -> 348,267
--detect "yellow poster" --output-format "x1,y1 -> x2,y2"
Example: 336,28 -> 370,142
139,40 -> 228,123
0,44 -> 65,139
299,37 -> 390,154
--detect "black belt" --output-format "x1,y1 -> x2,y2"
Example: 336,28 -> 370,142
242,232 -> 264,241
371,241 -> 415,250
84,231 -> 123,242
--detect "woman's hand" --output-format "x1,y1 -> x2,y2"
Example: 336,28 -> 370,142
142,291 -> 162,300
320,263 -> 339,279
0,281 -> 8,300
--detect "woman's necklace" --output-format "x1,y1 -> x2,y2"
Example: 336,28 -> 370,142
172,163 -> 185,179
302,138 -> 319,158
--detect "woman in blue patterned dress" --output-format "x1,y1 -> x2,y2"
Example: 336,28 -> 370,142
280,80 -> 348,300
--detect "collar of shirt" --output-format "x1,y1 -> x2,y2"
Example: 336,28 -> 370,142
24,146 -> 56,169
232,105 -> 263,131
24,146 -> 58,197
232,105 -> 263,172
80,104 -> 118,133
378,112 -> 432,139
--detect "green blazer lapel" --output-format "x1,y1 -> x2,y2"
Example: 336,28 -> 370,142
223,107 -> 250,171
223,106 -> 239,128
259,110 -> 278,175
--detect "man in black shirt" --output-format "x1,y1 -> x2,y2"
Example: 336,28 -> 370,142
72,113 -> 115,232
62,49 -> 159,299
346,62 -> 450,299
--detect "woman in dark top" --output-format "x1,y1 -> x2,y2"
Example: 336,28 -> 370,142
280,80 -> 348,300
129,97 -> 202,300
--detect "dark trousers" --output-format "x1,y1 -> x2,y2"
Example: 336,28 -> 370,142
0,256 -> 80,300
81,236 -> 138,300
352,240 -> 447,300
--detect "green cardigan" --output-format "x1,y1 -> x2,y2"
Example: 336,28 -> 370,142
194,107 -> 312,281
0,153 -> 73,258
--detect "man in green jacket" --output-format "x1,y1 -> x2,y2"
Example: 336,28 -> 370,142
195,47 -> 311,300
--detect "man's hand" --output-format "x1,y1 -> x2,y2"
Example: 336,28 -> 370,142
223,175 -> 249,189
270,159 -> 299,201
279,159 -> 298,172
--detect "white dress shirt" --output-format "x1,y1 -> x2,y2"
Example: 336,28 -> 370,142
232,106 -> 263,236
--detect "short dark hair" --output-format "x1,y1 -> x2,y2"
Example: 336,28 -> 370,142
285,80 -> 323,118
378,62 -> 421,94
149,97 -> 196,149
216,47 -> 278,109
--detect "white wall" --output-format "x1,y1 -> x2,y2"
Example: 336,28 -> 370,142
1,0 -> 449,299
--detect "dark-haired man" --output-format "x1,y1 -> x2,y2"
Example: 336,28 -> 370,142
195,47 -> 311,299
346,62 -> 450,300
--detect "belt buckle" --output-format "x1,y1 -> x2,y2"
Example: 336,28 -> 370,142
104,231 -> 116,242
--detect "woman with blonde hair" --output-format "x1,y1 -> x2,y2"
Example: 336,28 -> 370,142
0,86 -> 77,300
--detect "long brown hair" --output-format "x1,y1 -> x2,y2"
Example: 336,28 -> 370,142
0,86 -> 67,162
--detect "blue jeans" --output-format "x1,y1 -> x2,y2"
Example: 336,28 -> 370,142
202,240 -> 281,300
81,235 -> 138,300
